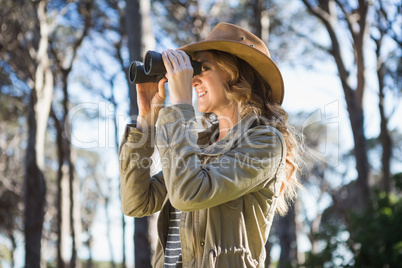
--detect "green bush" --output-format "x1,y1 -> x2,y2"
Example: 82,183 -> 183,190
351,191 -> 402,267
302,180 -> 402,267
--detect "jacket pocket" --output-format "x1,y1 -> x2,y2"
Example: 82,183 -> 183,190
208,247 -> 258,268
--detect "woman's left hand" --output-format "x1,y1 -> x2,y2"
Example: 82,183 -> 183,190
162,49 -> 193,105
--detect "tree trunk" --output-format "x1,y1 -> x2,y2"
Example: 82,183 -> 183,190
66,107 -> 81,268
121,214 -> 127,268
9,232 -> 16,268
126,0 -> 141,120
373,30 -> 393,193
264,240 -> 272,267
125,0 -> 158,266
301,0 -> 371,211
378,73 -> 392,193
110,83 -> 127,268
104,195 -> 116,268
53,3 -> 91,265
86,233 -> 93,268
133,217 -> 152,268
24,1 -> 52,266
126,1 -> 144,266
278,206 -> 297,268
249,0 -> 271,44
51,108 -> 67,268
69,152 -> 81,268
252,0 -> 264,38
25,91 -> 47,268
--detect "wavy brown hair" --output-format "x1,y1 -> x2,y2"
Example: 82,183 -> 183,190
201,50 -> 304,215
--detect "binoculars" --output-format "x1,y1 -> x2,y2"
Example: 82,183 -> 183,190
129,50 -> 202,84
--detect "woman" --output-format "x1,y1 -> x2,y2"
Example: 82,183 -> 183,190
119,23 -> 302,267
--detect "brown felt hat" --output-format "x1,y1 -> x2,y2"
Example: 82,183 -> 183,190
179,22 -> 284,105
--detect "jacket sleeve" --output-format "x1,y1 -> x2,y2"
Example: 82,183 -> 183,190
156,104 -> 286,212
119,124 -> 167,217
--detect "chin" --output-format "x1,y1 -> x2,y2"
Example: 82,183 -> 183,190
197,106 -> 207,114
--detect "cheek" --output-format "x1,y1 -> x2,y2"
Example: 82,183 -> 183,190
215,81 -> 229,101
215,70 -> 231,95
210,74 -> 227,96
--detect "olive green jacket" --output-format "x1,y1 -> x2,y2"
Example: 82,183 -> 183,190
119,104 -> 286,267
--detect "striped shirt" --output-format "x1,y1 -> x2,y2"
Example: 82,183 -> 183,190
163,205 -> 182,267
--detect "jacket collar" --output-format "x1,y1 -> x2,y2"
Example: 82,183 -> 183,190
197,113 -> 259,156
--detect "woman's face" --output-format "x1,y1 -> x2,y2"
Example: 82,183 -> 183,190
192,51 -> 233,116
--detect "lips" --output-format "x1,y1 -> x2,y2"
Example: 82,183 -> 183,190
197,91 -> 207,98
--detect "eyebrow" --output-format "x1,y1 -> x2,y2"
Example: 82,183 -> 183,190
197,57 -> 212,64
200,60 -> 212,65
194,52 -> 212,64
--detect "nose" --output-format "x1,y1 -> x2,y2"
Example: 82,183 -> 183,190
192,75 -> 201,88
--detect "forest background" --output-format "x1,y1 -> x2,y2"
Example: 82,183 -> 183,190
0,0 -> 401,267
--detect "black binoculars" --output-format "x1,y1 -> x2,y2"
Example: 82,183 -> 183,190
129,50 -> 202,84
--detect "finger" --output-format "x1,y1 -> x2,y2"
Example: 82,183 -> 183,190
162,51 -> 174,74
158,78 -> 167,99
171,49 -> 187,68
166,49 -> 182,71
176,50 -> 192,67
177,50 -> 194,78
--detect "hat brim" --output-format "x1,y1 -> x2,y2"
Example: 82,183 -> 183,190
179,40 -> 284,105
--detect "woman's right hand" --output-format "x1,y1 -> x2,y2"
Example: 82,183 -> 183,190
136,78 -> 167,130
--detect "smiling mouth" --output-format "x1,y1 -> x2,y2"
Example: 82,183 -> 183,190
198,91 -> 207,98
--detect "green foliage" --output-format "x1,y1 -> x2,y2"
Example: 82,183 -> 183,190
302,186 -> 402,267
301,223 -> 352,267
351,190 -> 402,267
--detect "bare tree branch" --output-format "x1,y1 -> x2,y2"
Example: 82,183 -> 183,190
378,0 -> 402,46
301,0 -> 332,23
